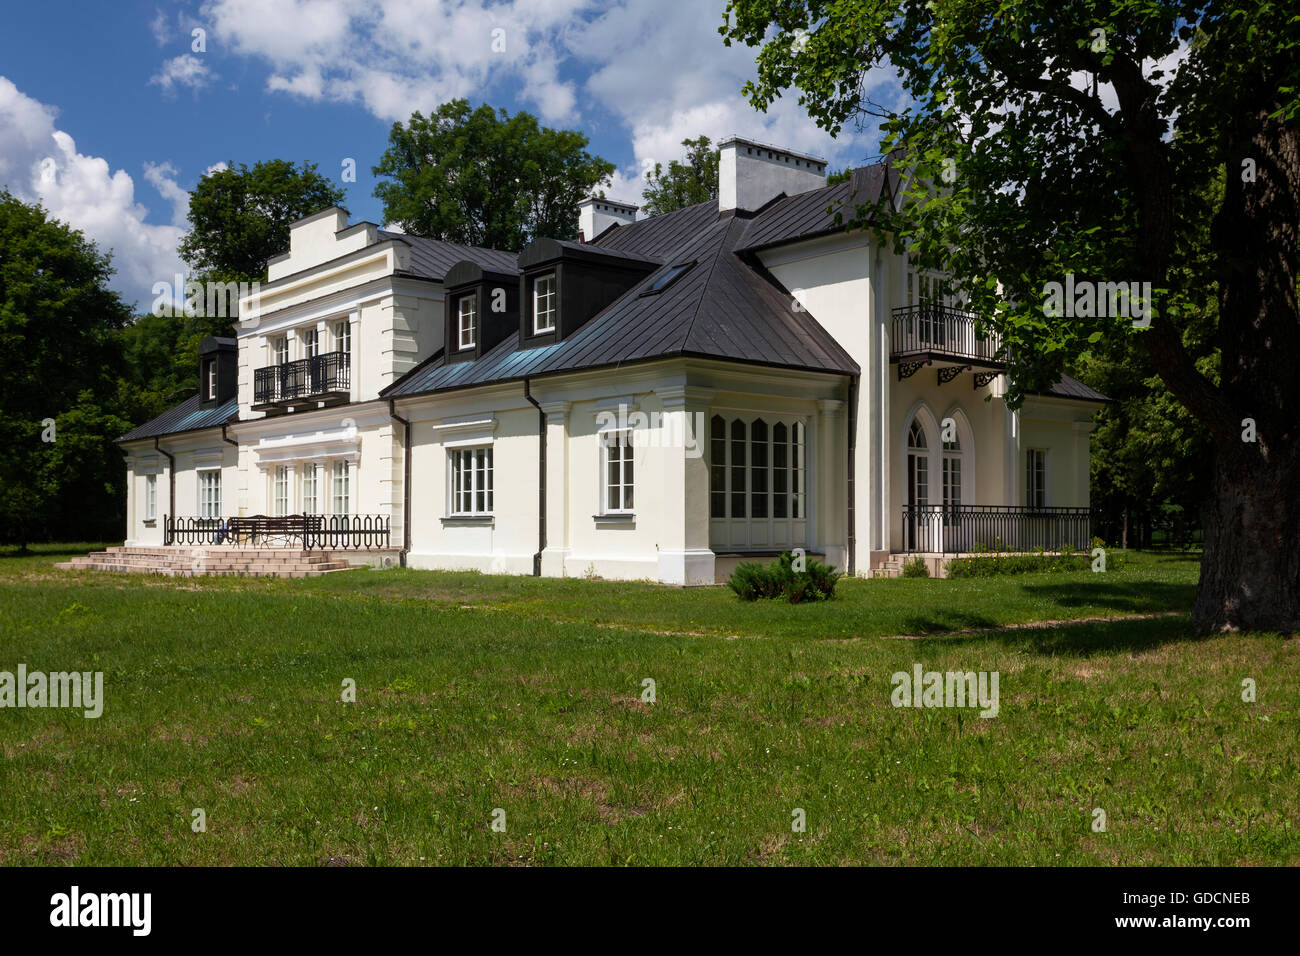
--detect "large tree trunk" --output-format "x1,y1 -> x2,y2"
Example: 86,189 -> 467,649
1195,443 -> 1300,632
1193,108 -> 1300,632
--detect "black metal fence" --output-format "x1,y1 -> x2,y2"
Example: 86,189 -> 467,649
254,350 -> 350,406
164,514 -> 390,550
901,505 -> 1093,553
891,304 -> 1003,364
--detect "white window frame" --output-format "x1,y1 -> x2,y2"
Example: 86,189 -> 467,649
272,335 -> 289,366
332,460 -> 351,515
1026,448 -> 1048,509
144,474 -> 157,521
273,466 -> 290,516
458,294 -> 477,350
449,446 -> 494,516
532,274 -> 556,334
303,327 -> 319,359
205,360 -> 217,401
334,320 -> 351,366
198,469 -> 222,519
600,428 -> 634,515
301,462 -> 319,514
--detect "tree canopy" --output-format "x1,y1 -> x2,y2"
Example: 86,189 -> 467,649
722,0 -> 1300,632
373,100 -> 615,251
641,136 -> 721,215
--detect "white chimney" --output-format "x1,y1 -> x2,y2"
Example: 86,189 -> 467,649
718,137 -> 828,213
578,197 -> 638,241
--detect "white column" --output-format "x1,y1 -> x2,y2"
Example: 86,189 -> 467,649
539,401 -> 571,576
654,385 -> 715,585
816,399 -> 847,570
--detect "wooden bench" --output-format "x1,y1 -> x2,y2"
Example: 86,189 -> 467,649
225,514 -> 323,548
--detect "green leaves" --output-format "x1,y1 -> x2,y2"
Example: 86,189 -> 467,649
372,100 -> 615,251
641,136 -> 721,217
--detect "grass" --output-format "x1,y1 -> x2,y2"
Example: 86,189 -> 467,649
0,544 -> 1295,866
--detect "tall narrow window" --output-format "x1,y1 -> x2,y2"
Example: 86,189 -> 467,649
334,320 -> 351,367
303,328 -> 319,359
145,474 -> 157,521
772,423 -> 788,519
709,415 -> 726,518
602,430 -> 634,513
274,466 -> 289,516
199,470 -> 221,519
908,419 -> 929,510
942,433 -> 962,510
533,274 -> 556,334
301,463 -> 319,514
791,422 -> 805,519
205,360 -> 217,400
1026,449 -> 1047,508
730,419 -> 747,518
750,419 -> 768,519
273,336 -> 288,365
451,447 -> 493,515
458,294 -> 477,350
332,460 -> 351,515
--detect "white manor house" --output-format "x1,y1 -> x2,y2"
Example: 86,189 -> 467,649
102,138 -> 1104,583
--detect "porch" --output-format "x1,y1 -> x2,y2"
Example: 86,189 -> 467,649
163,513 -> 392,550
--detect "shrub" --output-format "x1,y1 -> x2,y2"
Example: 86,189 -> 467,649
900,556 -> 930,578
727,551 -> 841,602
944,550 -> 1124,578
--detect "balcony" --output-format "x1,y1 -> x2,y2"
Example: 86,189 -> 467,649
254,351 -> 350,409
891,304 -> 1004,383
901,505 -> 1092,554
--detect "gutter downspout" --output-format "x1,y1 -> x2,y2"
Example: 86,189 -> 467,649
523,379 -> 545,576
155,436 -> 175,543
846,375 -> 858,577
387,399 -> 412,567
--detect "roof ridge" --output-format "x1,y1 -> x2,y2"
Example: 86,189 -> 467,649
676,218 -> 739,349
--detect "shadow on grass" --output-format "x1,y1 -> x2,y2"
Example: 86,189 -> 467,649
1021,579 -> 1194,612
895,610 -> 1004,634
0,543 -> 120,559
921,614 -> 1203,657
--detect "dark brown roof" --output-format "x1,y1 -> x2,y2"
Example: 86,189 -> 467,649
378,231 -> 519,280
738,164 -> 897,252
382,211 -> 859,399
117,393 -> 238,443
1038,374 -> 1109,403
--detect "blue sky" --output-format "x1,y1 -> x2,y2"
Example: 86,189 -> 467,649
0,1 -> 897,310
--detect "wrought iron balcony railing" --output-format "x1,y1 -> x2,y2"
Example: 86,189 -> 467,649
891,304 -> 1004,366
901,505 -> 1092,554
254,350 -> 350,407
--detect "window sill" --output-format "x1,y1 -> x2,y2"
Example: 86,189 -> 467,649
593,513 -> 635,524
441,514 -> 495,526
143,519 -> 156,527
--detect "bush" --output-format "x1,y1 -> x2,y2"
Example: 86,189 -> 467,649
727,551 -> 842,603
944,550 -> 1124,578
900,556 -> 930,578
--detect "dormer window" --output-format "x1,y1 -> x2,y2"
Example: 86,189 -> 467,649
532,275 -> 556,334
458,294 -> 477,350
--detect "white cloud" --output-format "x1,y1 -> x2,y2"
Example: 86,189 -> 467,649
0,75 -> 187,310
143,161 -> 191,227
150,53 -> 214,95
200,0 -> 587,123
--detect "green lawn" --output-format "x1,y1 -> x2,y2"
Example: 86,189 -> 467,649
0,545 -> 1295,865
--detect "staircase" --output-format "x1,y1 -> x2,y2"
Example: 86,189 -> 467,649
56,546 -> 362,578
868,553 -> 949,579
870,554 -> 906,579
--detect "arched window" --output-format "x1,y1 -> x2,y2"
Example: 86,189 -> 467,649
908,419 -> 928,449
942,431 -> 962,509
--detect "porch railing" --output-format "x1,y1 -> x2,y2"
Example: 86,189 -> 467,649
253,350 -> 350,407
901,505 -> 1092,553
163,514 -> 390,550
891,304 -> 1003,365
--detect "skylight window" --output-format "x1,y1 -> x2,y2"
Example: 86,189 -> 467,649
640,261 -> 696,296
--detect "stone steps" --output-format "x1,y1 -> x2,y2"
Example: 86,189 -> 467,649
55,546 -> 362,578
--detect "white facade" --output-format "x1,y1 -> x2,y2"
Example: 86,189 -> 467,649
120,153 -> 1101,584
